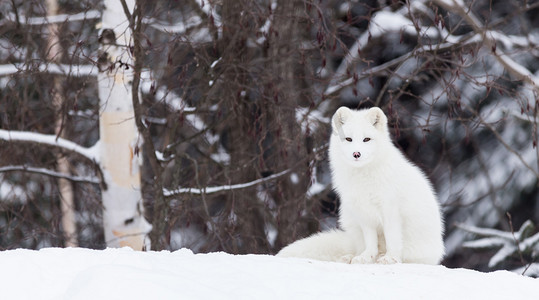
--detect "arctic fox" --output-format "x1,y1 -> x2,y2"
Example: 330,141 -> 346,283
278,107 -> 444,264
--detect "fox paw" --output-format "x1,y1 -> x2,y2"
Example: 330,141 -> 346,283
376,254 -> 401,264
351,252 -> 377,264
337,254 -> 354,264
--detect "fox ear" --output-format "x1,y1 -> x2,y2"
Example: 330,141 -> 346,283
332,106 -> 351,139
367,107 -> 388,131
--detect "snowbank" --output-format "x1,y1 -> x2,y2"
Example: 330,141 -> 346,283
0,247 -> 537,299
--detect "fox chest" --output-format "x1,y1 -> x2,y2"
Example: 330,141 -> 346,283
334,172 -> 394,203
335,175 -> 396,227
339,190 -> 385,217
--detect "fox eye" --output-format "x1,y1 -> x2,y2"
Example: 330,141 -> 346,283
363,137 -> 371,142
345,137 -> 352,142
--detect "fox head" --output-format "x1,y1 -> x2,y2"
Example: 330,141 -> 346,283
330,106 -> 390,168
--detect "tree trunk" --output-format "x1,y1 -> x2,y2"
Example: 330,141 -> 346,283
98,0 -> 151,250
46,0 -> 78,248
218,0 -> 271,253
265,0 -> 313,250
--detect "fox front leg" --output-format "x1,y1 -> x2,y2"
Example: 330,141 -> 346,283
351,226 -> 378,264
377,209 -> 403,264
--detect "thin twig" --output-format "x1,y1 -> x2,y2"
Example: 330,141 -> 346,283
506,213 -> 533,275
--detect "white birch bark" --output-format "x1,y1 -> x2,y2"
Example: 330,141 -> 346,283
46,0 -> 78,247
98,0 -> 151,250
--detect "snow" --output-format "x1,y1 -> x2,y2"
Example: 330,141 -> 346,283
0,247 -> 537,299
209,145 -> 231,164
487,30 -> 532,49
194,0 -> 222,29
139,71 -> 196,112
0,175 -> 29,203
290,173 -> 299,184
256,0 -> 277,44
210,57 -> 221,69
295,107 -> 330,134
369,11 -> 416,38
496,52 -> 539,88
307,181 -> 326,197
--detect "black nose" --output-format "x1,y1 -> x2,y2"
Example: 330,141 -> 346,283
353,152 -> 361,159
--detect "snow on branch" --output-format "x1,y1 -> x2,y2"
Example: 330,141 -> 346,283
327,1 -> 539,97
144,16 -> 202,34
140,71 -> 195,113
140,71 -> 220,149
0,129 -> 99,162
494,50 -> 539,88
325,7 -> 449,96
2,7 -> 204,35
458,220 -> 539,268
513,263 -> 539,278
194,0 -> 222,28
255,0 -> 277,44
0,63 -> 98,77
163,169 -> 291,197
1,10 -> 101,26
432,0 -> 539,91
324,33 -> 479,97
0,165 -> 100,184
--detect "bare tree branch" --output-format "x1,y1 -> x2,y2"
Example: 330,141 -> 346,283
0,129 -> 99,162
163,169 -> 291,197
0,165 -> 100,184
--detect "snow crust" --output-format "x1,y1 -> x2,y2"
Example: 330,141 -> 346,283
0,247 -> 537,300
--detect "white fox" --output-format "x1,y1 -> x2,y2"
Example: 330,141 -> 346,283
278,107 -> 444,264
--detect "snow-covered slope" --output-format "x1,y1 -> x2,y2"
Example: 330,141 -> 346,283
1,247 -> 537,299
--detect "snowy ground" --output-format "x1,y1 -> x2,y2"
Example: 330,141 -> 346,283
1,247 -> 537,299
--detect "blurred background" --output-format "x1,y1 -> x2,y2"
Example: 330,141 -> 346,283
0,0 -> 538,275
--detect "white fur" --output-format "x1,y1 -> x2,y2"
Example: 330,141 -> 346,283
276,230 -> 356,263
278,107 -> 444,264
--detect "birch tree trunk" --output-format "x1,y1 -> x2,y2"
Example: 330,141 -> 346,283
98,0 -> 151,249
46,0 -> 78,247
